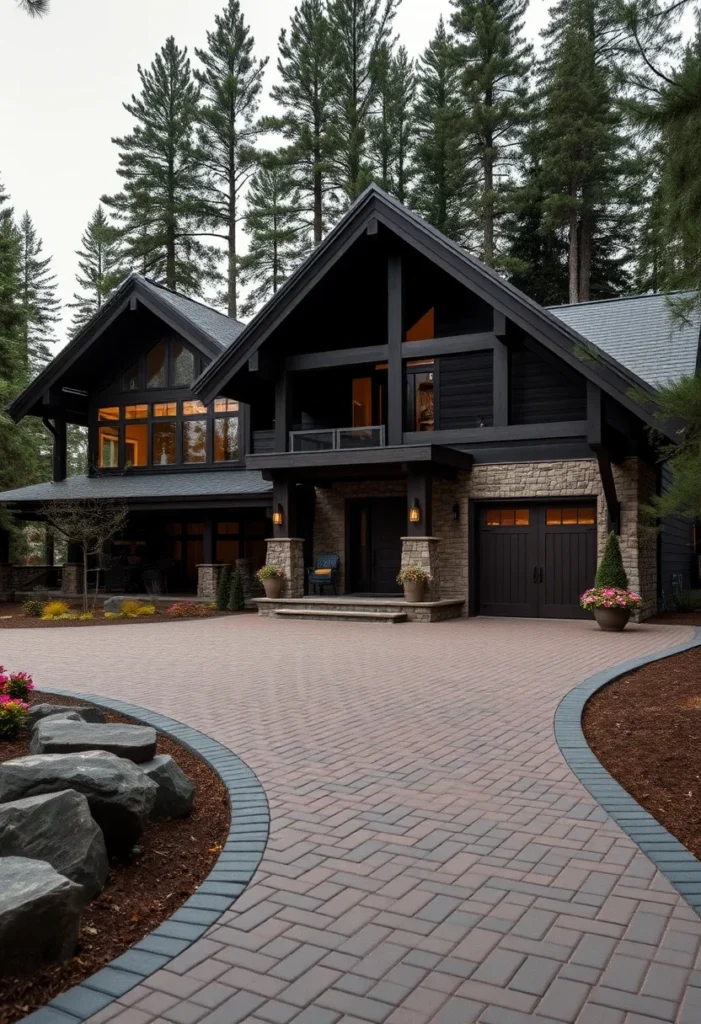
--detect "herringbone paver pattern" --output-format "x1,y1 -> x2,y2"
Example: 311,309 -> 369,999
5,616 -> 701,1023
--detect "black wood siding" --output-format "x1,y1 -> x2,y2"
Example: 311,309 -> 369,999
510,345 -> 587,424
438,351 -> 493,429
660,464 -> 694,602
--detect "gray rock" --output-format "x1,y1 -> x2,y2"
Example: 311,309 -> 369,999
0,750 -> 158,854
0,857 -> 84,977
0,790 -> 108,898
140,755 -> 195,818
27,703 -> 107,729
30,720 -> 157,763
31,710 -> 83,729
103,596 -> 123,613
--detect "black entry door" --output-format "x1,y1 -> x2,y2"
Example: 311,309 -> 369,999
478,503 -> 597,618
348,497 -> 405,594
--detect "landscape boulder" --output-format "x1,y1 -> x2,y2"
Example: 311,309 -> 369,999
0,857 -> 83,977
0,790 -> 108,898
31,710 -> 83,729
0,750 -> 158,853
140,754 -> 195,818
30,720 -> 157,763
103,596 -> 123,613
27,703 -> 107,729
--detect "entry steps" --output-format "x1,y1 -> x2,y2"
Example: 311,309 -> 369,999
274,607 -> 407,623
254,596 -> 464,623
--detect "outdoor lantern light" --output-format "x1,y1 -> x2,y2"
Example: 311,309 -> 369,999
452,502 -> 460,522
272,504 -> 284,526
409,500 -> 421,524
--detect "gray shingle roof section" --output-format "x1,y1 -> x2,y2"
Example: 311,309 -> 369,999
549,292 -> 701,389
140,279 -> 246,349
0,471 -> 272,504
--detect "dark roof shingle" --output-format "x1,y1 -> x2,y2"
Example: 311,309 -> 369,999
0,470 -> 271,505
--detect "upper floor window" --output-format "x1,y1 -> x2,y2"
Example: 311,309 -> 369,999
118,337 -> 200,393
96,399 -> 240,470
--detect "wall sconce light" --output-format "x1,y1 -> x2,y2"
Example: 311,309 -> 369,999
452,502 -> 460,522
409,500 -> 421,524
272,504 -> 284,527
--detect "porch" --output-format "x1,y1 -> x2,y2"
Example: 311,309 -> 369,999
254,594 -> 465,623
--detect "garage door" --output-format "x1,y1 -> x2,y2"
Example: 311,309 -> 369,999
478,503 -> 597,618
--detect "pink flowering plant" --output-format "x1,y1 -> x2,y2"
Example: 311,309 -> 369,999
256,564 -> 284,582
0,667 -> 34,702
580,587 -> 642,611
0,695 -> 30,738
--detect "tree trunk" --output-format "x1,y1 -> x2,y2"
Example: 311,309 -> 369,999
228,218 -> 237,319
568,193 -> 579,304
82,542 -> 89,613
483,148 -> 494,266
313,166 -> 322,245
579,212 -> 592,303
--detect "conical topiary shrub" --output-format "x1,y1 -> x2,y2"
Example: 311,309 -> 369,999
216,564 -> 232,611
228,568 -> 245,612
594,531 -> 628,589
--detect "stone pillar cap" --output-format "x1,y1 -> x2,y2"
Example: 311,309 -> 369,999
400,536 -> 441,542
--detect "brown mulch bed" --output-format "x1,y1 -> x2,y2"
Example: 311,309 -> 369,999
0,692 -> 230,1024
647,610 -> 701,626
583,645 -> 701,863
0,602 -> 242,628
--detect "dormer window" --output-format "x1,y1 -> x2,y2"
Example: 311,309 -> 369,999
174,343 -> 195,386
147,341 -> 167,389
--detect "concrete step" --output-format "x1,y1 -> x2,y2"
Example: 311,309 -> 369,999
274,608 -> 407,623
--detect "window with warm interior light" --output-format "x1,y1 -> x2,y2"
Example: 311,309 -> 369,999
546,507 -> 595,526
486,508 -> 530,526
182,419 -> 207,463
214,416 -> 239,462
98,425 -> 119,468
125,424 -> 148,467
153,422 -> 176,465
406,307 -> 435,342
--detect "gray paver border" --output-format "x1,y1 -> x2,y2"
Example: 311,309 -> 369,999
20,689 -> 270,1024
555,626 -> 701,918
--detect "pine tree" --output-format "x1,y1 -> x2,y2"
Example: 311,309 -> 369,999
103,37 -> 213,296
368,44 -> 416,202
326,0 -> 400,202
228,567 -> 245,611
450,0 -> 533,267
68,205 -> 125,335
216,563 -> 232,610
17,212 -> 59,375
411,18 -> 476,244
196,0 -> 269,318
239,161 -> 307,318
595,531 -> 629,589
269,0 -> 337,245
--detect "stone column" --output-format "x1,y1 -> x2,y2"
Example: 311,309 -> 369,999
401,536 -> 441,601
61,564 -> 83,595
265,538 -> 304,598
197,564 -> 225,600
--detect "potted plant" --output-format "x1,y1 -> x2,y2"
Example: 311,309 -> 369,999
397,565 -> 432,603
257,564 -> 285,599
582,531 -> 641,630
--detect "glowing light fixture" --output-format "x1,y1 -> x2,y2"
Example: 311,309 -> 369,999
272,504 -> 284,527
409,500 -> 421,524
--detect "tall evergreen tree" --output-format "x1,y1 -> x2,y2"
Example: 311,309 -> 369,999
68,205 -> 125,335
239,161 -> 306,317
269,0 -> 337,245
326,0 -> 400,202
103,37 -> 212,295
411,18 -> 476,243
369,44 -> 416,202
195,0 -> 269,318
540,0 -> 631,303
16,0 -> 49,16
17,212 -> 59,374
450,0 -> 533,267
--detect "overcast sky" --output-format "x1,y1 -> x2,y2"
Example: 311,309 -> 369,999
0,0 -> 597,339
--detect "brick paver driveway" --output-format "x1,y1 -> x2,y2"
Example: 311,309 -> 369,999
4,616 -> 701,1024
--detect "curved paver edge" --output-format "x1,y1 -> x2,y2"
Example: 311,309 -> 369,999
21,689 -> 271,1024
555,626 -> 701,921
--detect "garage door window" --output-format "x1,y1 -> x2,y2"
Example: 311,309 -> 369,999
546,507 -> 595,526
486,508 -> 530,526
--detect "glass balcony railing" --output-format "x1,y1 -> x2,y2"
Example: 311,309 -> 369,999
289,425 -> 386,453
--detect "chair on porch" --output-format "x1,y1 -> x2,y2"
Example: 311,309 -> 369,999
306,553 -> 340,595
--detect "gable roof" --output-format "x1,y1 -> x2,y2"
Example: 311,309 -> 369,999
193,184 -> 670,436
9,273 -> 245,423
549,292 -> 701,389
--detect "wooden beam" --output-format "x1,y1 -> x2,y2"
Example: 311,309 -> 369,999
403,421 -> 588,446
44,417 -> 67,482
272,477 -> 297,537
286,344 -> 388,372
400,333 -> 497,359
493,340 -> 509,427
367,217 -> 379,236
588,383 -> 621,533
274,371 -> 293,453
387,253 -> 403,446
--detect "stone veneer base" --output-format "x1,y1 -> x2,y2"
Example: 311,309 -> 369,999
254,596 -> 465,623
20,690 -> 270,1024
555,627 -> 701,918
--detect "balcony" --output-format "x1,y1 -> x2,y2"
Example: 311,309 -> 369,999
289,425 -> 386,453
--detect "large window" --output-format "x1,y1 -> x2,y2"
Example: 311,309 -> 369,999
147,341 -> 167,389
406,363 -> 435,431
95,399 -> 240,470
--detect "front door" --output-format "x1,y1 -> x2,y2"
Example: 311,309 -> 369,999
478,503 -> 597,618
348,497 -> 405,594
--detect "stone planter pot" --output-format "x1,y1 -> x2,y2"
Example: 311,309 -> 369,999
594,607 -> 630,632
403,581 -> 426,603
262,577 -> 283,599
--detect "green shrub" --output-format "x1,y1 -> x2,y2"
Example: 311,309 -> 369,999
228,568 -> 245,612
0,698 -> 29,739
216,565 -> 232,611
594,532 -> 628,589
672,590 -> 701,612
22,599 -> 43,618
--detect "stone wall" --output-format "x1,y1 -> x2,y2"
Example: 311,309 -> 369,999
265,538 -> 305,598
196,565 -> 222,600
400,537 -> 441,600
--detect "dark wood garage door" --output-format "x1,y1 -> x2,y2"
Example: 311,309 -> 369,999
478,503 -> 597,619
